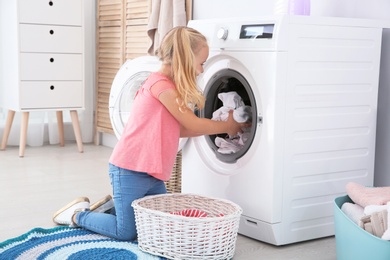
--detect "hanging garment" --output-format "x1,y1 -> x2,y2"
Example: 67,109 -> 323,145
147,0 -> 187,55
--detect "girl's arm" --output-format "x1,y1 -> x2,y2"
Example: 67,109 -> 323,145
156,86 -> 249,137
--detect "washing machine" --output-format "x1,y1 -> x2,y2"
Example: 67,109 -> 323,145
109,55 -> 188,152
109,56 -> 161,139
183,15 -> 384,245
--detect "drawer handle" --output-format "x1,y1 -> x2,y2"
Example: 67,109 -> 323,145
49,1 -> 53,6
50,85 -> 55,90
50,58 -> 54,63
49,30 -> 54,35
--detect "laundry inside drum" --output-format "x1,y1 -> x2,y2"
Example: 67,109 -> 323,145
202,70 -> 257,163
212,90 -> 252,154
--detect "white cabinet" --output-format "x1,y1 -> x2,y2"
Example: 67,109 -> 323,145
0,0 -> 85,156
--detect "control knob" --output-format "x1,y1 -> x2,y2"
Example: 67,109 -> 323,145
217,27 -> 228,40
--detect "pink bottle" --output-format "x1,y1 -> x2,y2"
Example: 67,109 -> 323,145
288,0 -> 310,15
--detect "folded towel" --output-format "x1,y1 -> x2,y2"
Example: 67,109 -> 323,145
382,202 -> 390,240
359,215 -> 374,234
371,210 -> 388,237
364,204 -> 388,215
147,0 -> 187,55
341,202 -> 365,225
359,210 -> 388,238
346,182 -> 390,208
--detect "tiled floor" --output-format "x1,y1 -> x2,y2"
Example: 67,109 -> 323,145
0,143 -> 336,259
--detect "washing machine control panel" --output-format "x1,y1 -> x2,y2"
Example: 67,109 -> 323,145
189,18 -> 283,50
239,24 -> 274,39
217,27 -> 228,40
216,24 -> 274,41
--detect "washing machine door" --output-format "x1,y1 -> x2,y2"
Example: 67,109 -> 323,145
193,53 -> 262,175
109,56 -> 188,150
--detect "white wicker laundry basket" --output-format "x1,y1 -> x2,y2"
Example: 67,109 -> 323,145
132,193 -> 243,260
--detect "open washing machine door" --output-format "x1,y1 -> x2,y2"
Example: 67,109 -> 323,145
109,56 -> 187,150
188,53 -> 261,175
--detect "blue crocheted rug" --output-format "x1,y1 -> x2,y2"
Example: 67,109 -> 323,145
0,227 -> 166,260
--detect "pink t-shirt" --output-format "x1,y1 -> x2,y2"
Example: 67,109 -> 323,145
109,72 -> 180,181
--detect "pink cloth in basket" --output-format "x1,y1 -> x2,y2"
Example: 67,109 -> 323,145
170,209 -> 225,218
346,182 -> 390,207
171,209 -> 208,217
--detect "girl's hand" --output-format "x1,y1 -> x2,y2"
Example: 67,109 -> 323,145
226,110 -> 251,136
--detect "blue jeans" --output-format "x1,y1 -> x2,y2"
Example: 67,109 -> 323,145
75,163 -> 167,241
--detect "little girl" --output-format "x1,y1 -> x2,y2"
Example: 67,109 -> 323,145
53,26 -> 248,241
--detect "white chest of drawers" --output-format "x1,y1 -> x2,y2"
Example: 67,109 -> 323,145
0,0 -> 85,156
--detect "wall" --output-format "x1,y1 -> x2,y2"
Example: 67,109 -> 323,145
374,29 -> 390,186
192,0 -> 273,19
192,0 -> 390,20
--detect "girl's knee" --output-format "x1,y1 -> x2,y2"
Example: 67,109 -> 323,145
116,230 -> 137,241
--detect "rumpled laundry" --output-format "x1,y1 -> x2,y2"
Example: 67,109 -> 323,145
212,100 -> 251,124
346,182 -> 390,208
215,132 -> 250,154
212,91 -> 252,154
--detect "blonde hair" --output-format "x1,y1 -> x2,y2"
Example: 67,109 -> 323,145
156,26 -> 207,111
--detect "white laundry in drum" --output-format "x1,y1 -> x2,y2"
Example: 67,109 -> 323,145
211,91 -> 252,154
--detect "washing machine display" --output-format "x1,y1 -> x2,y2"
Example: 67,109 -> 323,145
183,16 -> 384,245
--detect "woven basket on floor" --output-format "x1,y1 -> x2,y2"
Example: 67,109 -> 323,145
132,193 -> 242,260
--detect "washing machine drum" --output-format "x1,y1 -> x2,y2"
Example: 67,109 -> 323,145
109,56 -> 187,150
199,68 -> 257,164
